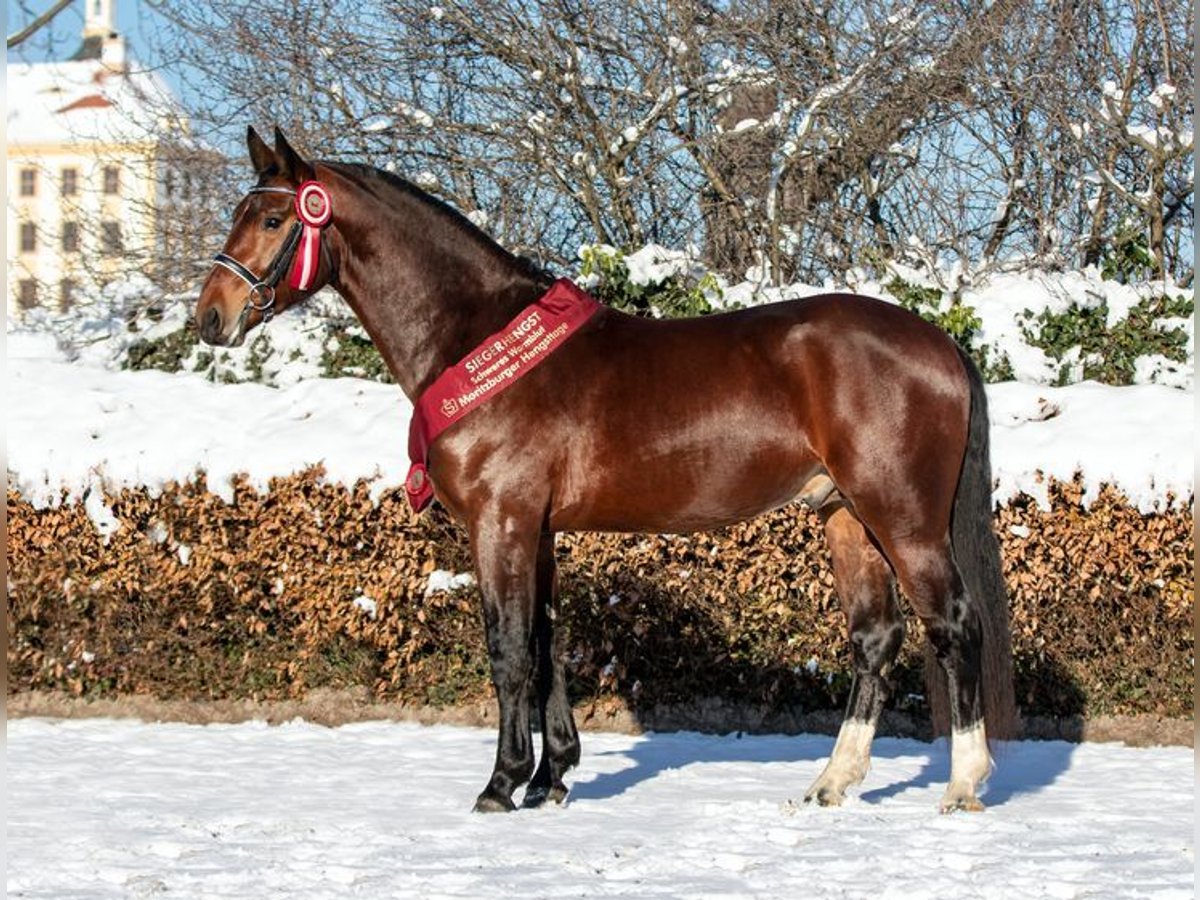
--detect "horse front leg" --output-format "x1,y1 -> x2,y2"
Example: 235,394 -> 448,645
470,509 -> 541,813
523,533 -> 581,808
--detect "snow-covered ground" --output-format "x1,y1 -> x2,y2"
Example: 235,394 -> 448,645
6,718 -> 1194,898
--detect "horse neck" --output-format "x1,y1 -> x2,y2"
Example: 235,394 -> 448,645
320,164 -> 545,399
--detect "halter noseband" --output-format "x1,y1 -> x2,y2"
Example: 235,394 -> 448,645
211,183 -> 330,328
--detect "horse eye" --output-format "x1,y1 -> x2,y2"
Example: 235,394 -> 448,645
264,216 -> 282,230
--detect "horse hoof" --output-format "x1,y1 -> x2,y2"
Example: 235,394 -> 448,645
473,791 -> 516,813
803,786 -> 845,807
522,784 -> 568,809
938,793 -> 985,814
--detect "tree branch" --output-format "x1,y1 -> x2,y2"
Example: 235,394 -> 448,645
8,0 -> 75,50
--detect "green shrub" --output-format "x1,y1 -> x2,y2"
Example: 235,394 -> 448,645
124,324 -> 201,373
1021,292 -> 1193,386
121,318 -> 395,386
321,330 -> 394,382
975,346 -> 1016,382
579,245 -> 724,318
1101,223 -> 1157,283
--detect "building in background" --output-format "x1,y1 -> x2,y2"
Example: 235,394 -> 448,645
6,0 -> 208,318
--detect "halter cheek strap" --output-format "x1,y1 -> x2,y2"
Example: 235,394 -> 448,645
213,220 -> 302,320
211,181 -> 333,324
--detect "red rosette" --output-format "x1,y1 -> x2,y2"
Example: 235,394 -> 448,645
289,181 -> 333,291
295,181 -> 332,227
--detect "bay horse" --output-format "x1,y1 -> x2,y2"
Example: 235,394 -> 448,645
196,127 -> 1016,814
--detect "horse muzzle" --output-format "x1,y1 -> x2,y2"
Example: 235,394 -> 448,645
197,301 -> 255,347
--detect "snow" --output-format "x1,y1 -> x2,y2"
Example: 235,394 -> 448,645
361,114 -> 394,133
621,243 -> 710,288
6,352 -> 411,506
6,718 -> 1194,898
83,479 -> 122,542
1133,353 -> 1192,390
963,268 -> 1161,382
352,594 -> 378,618
397,101 -> 434,128
425,570 -> 477,597
986,381 -> 1191,510
1127,123 -> 1160,149
1149,83 -> 1177,105
414,170 -> 440,190
7,57 -> 182,147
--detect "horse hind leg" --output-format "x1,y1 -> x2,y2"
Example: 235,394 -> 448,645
884,536 -> 992,813
805,504 -> 905,807
523,533 -> 581,808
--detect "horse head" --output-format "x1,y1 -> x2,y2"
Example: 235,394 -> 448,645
195,126 -> 336,346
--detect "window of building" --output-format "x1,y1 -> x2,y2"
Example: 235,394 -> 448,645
20,168 -> 37,196
60,279 -> 78,311
62,221 -> 80,253
102,220 -> 123,254
61,168 -> 78,196
18,280 -> 38,309
103,165 -> 121,195
20,222 -> 37,253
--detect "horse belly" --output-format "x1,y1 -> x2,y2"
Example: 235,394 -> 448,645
550,404 -> 819,534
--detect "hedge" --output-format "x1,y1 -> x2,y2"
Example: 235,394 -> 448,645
6,475 -> 1193,724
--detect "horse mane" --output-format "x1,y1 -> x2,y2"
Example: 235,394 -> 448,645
320,160 -> 551,286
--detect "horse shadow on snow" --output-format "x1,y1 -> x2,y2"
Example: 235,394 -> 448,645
547,571 -> 1084,810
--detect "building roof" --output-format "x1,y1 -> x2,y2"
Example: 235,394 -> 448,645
7,55 -> 183,149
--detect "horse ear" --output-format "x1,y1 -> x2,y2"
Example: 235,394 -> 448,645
273,126 -> 315,182
246,126 -> 276,177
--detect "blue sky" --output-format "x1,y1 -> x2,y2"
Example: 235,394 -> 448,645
7,0 -> 181,90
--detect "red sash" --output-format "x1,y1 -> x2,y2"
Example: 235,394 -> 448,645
405,278 -> 602,511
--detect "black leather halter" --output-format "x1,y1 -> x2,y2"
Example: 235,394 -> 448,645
211,186 -> 303,324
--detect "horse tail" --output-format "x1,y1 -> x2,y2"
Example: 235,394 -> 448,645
925,347 -> 1019,740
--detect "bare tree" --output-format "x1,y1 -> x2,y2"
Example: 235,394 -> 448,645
1059,0 -> 1193,278
141,0 -> 1193,286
